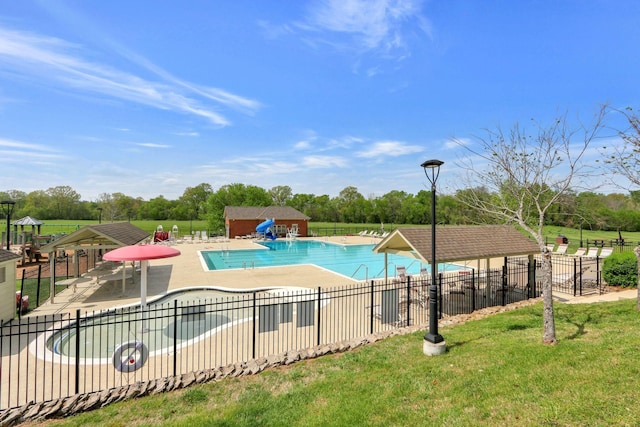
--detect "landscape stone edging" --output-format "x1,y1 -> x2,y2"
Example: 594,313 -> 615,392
0,298 -> 539,426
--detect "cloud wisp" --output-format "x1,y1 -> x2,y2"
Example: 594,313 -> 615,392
0,26 -> 260,126
302,0 -> 431,57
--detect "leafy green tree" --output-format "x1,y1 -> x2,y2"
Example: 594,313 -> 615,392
336,186 -> 365,223
269,186 -> 293,206
288,193 -> 315,218
47,186 -> 81,219
139,195 -> 172,220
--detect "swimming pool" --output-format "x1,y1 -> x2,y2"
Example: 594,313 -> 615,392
201,240 -> 462,280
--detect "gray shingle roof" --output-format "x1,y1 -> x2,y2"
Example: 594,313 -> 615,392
374,225 -> 540,263
224,206 -> 310,220
0,249 -> 21,263
40,222 -> 150,252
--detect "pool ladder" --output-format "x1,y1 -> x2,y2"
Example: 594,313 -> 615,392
351,264 -> 368,281
242,260 -> 255,270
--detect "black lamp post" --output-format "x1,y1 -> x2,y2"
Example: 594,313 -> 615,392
0,200 -> 16,250
421,159 -> 446,355
97,207 -> 103,224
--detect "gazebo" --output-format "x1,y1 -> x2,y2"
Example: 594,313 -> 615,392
40,222 -> 151,303
10,216 -> 45,264
373,225 -> 541,282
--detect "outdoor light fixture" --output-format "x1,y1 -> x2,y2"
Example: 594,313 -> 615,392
0,200 -> 16,251
421,159 -> 446,356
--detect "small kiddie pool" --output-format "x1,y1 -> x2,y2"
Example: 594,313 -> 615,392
34,286 -> 318,371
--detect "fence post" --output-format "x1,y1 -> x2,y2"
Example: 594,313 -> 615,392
252,291 -> 257,360
501,265 -> 507,306
75,309 -> 81,395
36,264 -> 42,307
18,271 -> 26,319
406,276 -> 411,326
471,269 -> 476,312
437,273 -> 443,319
573,257 -> 578,296
369,280 -> 375,335
18,269 -> 25,319
173,299 -> 178,377
316,287 -> 321,347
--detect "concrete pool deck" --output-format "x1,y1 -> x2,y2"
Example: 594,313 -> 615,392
26,236 -> 378,317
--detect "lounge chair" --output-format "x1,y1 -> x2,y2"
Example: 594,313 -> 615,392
358,230 -> 368,237
546,244 -> 555,253
393,266 -> 407,284
571,247 -> 586,257
599,247 -> 614,258
585,247 -> 599,257
553,244 -> 569,255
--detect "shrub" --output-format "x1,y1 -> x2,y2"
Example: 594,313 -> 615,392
602,252 -> 638,288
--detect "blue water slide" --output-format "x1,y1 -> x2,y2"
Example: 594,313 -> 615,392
256,218 -> 274,233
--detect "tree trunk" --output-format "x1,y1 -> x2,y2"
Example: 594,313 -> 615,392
635,246 -> 640,311
541,252 -> 557,344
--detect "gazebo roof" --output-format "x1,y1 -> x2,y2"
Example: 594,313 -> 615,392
40,222 -> 150,252
373,225 -> 540,264
12,216 -> 43,226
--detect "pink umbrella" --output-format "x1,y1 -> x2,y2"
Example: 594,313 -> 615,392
103,245 -> 180,308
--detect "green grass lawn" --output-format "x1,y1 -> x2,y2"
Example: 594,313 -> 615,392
30,299 -> 640,426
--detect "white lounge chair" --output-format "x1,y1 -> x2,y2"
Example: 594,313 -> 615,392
571,247 -> 586,257
585,247 -> 599,257
599,247 -> 614,258
554,244 -> 569,255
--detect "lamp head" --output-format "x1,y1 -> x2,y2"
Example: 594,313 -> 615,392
421,159 -> 444,185
0,200 -> 16,215
420,159 -> 444,169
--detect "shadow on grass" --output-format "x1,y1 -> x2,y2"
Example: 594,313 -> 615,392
556,312 -> 600,340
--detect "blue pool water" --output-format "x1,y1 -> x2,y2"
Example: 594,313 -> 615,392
202,240 -> 462,280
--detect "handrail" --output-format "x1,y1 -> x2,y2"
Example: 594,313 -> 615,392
374,261 -> 398,280
350,263 -> 368,280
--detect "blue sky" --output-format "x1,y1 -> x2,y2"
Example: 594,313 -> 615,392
0,0 -> 638,201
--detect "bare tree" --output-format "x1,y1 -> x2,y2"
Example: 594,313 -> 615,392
605,107 -> 640,308
454,107 -> 607,344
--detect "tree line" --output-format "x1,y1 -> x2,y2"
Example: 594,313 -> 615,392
1,183 -> 639,234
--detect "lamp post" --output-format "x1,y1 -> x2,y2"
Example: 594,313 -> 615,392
97,207 -> 103,224
0,200 -> 16,250
421,160 -> 446,356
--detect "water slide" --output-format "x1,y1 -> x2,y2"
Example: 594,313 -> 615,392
256,219 -> 276,239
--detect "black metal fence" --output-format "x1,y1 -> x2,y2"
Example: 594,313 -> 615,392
0,254 -> 609,410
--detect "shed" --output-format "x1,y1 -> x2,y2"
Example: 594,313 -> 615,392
373,225 -> 540,280
223,206 -> 310,238
0,249 -> 21,324
40,222 -> 150,303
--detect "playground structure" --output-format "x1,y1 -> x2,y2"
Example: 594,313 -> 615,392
4,216 -> 52,265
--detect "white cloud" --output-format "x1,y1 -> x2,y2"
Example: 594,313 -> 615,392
304,0 -> 429,55
136,142 -> 171,149
302,155 -> 348,168
356,140 -> 423,158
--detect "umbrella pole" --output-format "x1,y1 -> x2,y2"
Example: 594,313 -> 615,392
140,260 -> 148,332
